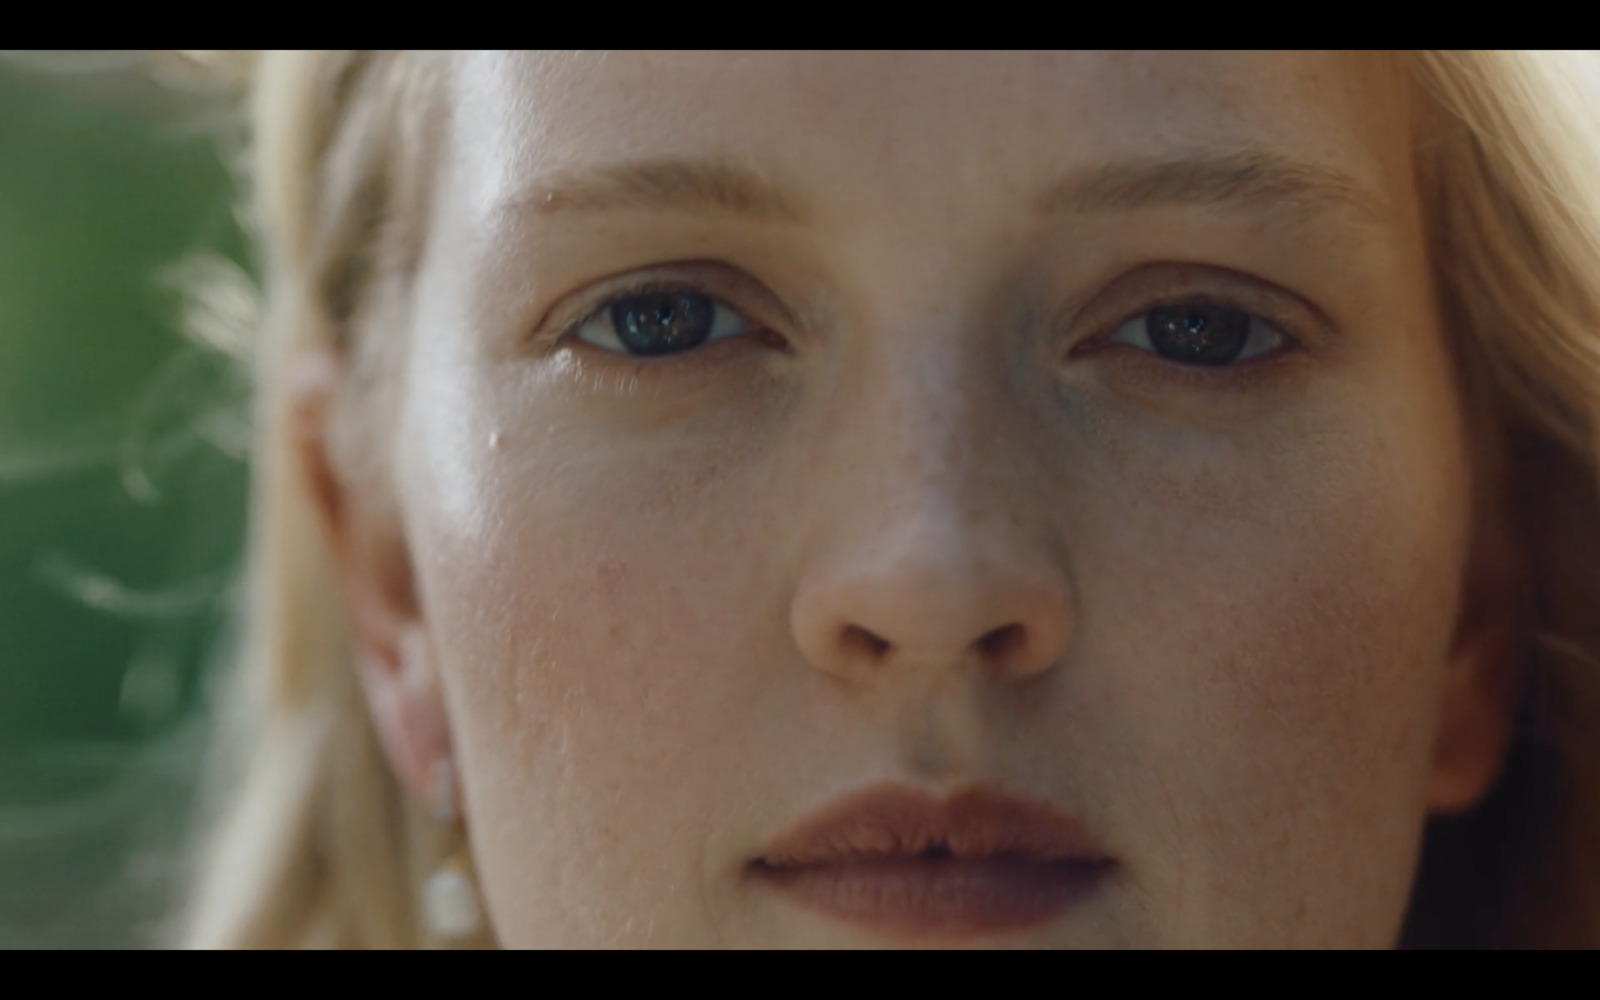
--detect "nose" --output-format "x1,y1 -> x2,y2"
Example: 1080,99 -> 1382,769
788,349 -> 1075,684
791,538 -> 1074,682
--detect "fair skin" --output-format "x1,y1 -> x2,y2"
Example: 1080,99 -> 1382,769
302,51 -> 1517,947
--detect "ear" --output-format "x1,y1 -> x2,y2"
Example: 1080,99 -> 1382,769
292,347 -> 452,806
1425,493 -> 1526,817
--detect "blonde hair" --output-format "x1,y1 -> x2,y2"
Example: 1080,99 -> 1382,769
180,51 -> 1600,949
181,51 -> 449,949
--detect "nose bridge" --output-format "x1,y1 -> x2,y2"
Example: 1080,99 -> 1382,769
790,305 -> 1073,683
865,329 -> 992,523
829,289 -> 1008,555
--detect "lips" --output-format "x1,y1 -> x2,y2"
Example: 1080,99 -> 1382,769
750,785 -> 1115,940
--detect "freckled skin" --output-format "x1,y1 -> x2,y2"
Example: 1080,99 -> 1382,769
380,52 -> 1487,947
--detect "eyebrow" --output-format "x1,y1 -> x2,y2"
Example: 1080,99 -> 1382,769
501,149 -> 1387,230
512,159 -> 807,223
1038,149 -> 1389,225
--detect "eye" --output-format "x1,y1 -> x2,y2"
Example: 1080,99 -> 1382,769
570,288 -> 757,357
1107,304 -> 1285,366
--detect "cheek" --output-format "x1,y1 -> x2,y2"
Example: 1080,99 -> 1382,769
400,368 -> 796,946
1066,364 -> 1472,944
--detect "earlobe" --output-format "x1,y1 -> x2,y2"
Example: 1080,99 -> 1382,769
1426,642 -> 1518,815
1425,504 -> 1526,817
356,625 -> 455,803
292,347 -> 452,803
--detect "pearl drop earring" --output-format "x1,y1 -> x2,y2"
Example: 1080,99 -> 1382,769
423,758 -> 483,943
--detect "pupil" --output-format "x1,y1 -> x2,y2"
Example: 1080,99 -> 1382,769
1145,305 -> 1250,365
611,291 -> 715,356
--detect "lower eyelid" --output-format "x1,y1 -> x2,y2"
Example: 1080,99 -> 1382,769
563,291 -> 771,361
1100,305 -> 1293,355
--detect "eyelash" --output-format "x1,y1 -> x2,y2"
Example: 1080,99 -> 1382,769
1076,296 -> 1299,370
554,276 -> 783,360
552,270 -> 1309,377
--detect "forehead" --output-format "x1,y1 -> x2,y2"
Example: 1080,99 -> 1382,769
443,51 -> 1415,220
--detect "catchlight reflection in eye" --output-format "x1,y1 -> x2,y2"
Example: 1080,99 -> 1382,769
1109,304 -> 1285,366
572,289 -> 756,357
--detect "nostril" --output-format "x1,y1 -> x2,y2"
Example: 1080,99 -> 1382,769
842,624 -> 891,661
976,623 -> 1027,663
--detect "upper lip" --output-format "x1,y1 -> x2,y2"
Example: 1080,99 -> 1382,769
754,784 -> 1111,869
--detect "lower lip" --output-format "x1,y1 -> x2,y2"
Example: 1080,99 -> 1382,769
754,856 -> 1114,939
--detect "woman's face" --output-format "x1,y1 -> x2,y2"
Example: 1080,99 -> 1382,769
357,51 -> 1507,947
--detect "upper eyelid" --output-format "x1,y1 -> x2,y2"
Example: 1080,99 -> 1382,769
535,259 -> 1325,358
1121,297 -> 1293,339
563,280 -> 724,335
541,261 -> 793,344
1062,264 -> 1329,355
1114,304 -> 1287,357
1072,302 -> 1299,367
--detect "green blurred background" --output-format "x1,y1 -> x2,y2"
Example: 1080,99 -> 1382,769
0,57 -> 249,948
